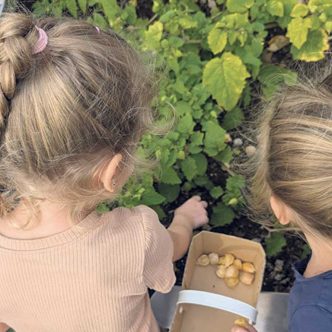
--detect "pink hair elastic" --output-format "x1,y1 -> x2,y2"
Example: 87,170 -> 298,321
33,27 -> 48,55
95,26 -> 100,33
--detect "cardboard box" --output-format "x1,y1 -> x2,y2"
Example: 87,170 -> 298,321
171,231 -> 266,332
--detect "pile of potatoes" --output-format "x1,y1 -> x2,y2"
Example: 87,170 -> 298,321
196,252 -> 256,288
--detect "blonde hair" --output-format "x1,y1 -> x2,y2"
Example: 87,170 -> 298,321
0,13 -> 155,227
248,68 -> 332,238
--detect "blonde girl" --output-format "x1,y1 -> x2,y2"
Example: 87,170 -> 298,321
233,71 -> 332,332
0,13 -> 208,332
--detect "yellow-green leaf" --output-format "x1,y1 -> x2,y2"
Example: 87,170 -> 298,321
267,0 -> 284,17
287,17 -> 311,49
290,3 -> 309,17
291,29 -> 329,62
208,27 -> 228,55
144,21 -> 163,50
203,52 -> 250,111
226,0 -> 254,13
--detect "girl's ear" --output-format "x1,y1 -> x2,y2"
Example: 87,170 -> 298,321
270,195 -> 291,225
100,154 -> 123,193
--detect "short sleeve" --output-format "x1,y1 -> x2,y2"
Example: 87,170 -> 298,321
137,205 -> 176,293
290,305 -> 332,332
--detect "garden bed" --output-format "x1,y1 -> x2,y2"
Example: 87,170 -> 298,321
26,0 -> 331,294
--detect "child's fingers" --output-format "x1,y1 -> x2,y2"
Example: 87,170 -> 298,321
201,201 -> 208,208
192,195 -> 201,201
231,326 -> 257,332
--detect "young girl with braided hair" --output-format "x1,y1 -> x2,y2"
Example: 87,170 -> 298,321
232,71 -> 332,332
0,13 -> 208,332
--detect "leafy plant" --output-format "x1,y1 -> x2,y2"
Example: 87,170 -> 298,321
32,0 -> 331,239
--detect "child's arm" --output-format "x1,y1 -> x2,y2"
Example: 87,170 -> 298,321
167,196 -> 208,262
0,323 -> 9,332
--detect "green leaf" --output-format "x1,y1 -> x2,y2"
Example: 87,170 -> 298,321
204,121 -> 226,156
222,107 -> 244,130
203,53 -> 250,111
265,232 -> 286,257
210,186 -> 224,199
144,21 -> 163,50
66,0 -> 78,17
99,0 -> 121,23
210,203 -> 235,226
267,0 -> 284,17
226,0 -> 254,13
192,153 -> 208,175
96,202 -> 110,213
77,0 -> 87,13
158,184 -> 180,203
291,29 -> 329,62
91,13 -> 109,29
160,167 -> 181,185
177,113 -> 195,134
287,17 -> 311,49
215,146 -> 233,164
181,157 -> 197,181
226,175 -> 245,193
141,187 -> 166,205
290,3 -> 309,17
208,27 -> 228,55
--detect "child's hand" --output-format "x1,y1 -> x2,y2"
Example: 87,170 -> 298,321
231,325 -> 258,332
175,196 -> 208,229
0,323 -> 9,332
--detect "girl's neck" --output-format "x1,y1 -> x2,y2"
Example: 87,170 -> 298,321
304,232 -> 332,278
0,201 -> 80,240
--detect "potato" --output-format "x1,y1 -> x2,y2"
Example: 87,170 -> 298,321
242,262 -> 256,273
225,277 -> 239,288
216,265 -> 227,279
218,253 -> 235,267
239,271 -> 255,285
196,254 -> 209,266
208,252 -> 219,265
225,265 -> 239,279
233,258 -> 242,270
234,318 -> 249,328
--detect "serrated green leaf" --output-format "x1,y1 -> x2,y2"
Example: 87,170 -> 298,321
141,187 -> 165,205
211,203 -> 235,226
181,157 -> 197,181
226,175 -> 245,192
66,0 -> 78,17
267,0 -> 284,17
152,205 -> 166,220
96,202 -> 110,213
204,121 -> 226,157
91,13 -> 109,29
287,17 -> 311,49
226,0 -> 254,13
203,52 -> 250,111
77,0 -> 87,13
208,27 -> 228,55
192,153 -> 208,175
158,184 -> 180,203
160,167 -> 181,185
215,146 -> 233,164
210,186 -> 224,199
99,0 -> 121,23
290,3 -> 309,17
222,107 -> 244,130
177,113 -> 195,134
291,29 -> 329,62
266,232 -> 286,256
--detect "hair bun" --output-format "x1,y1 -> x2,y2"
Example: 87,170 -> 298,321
0,13 -> 37,127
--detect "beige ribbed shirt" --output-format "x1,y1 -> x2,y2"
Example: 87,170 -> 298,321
0,205 -> 176,332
